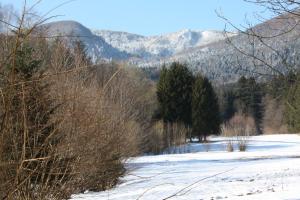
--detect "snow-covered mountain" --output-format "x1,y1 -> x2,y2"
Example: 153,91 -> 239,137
40,15 -> 300,83
41,21 -> 130,61
41,20 -> 232,64
93,29 -> 232,59
135,12 -> 300,83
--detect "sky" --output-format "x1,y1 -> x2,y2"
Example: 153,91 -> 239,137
1,0 -> 273,36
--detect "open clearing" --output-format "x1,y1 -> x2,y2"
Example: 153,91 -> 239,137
72,134 -> 300,200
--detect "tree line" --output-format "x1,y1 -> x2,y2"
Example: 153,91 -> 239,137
155,61 -> 300,149
220,72 -> 300,135
156,62 -> 221,144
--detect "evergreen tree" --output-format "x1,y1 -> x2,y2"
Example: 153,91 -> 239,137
222,90 -> 236,123
192,74 -> 221,142
285,75 -> 300,132
236,76 -> 264,134
166,62 -> 194,125
156,62 -> 193,126
248,78 -> 264,134
236,76 -> 250,114
156,62 -> 194,146
156,65 -> 169,122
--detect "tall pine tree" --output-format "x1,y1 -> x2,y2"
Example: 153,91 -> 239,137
222,90 -> 236,123
156,63 -> 194,146
236,76 -> 264,134
192,74 -> 221,142
167,62 -> 194,125
156,62 -> 193,126
156,65 -> 169,121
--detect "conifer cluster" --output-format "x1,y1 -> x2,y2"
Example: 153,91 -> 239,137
157,62 -> 221,142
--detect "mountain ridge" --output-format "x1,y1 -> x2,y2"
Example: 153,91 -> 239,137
93,29 -> 234,58
135,11 -> 300,82
41,20 -> 131,61
41,13 -> 300,83
42,20 -> 231,61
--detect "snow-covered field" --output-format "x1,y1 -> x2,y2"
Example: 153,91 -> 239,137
71,134 -> 300,200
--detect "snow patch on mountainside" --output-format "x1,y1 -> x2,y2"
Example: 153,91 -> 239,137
40,20 -> 236,64
94,29 -> 234,58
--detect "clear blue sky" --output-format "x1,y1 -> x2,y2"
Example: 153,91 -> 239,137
1,0 -> 273,36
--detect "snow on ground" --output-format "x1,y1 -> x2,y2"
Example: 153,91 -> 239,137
71,134 -> 300,200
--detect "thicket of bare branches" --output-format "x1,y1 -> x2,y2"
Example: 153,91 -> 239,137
0,17 -> 75,200
222,113 -> 256,151
0,3 -> 159,199
48,50 -> 157,192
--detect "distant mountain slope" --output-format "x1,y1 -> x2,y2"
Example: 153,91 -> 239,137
41,21 -> 130,61
94,29 -> 233,59
40,13 -> 300,83
134,12 -> 300,82
41,20 -> 233,64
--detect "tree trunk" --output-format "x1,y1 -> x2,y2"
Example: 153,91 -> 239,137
198,135 -> 203,143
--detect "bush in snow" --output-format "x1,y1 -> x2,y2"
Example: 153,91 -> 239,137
222,113 -> 255,152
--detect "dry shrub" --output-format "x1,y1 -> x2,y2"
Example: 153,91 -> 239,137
147,121 -> 165,154
0,32 -> 157,200
172,122 -> 188,146
0,36 -> 75,199
0,82 -> 74,200
158,122 -> 189,154
146,121 -> 190,155
164,122 -> 188,154
0,4 -> 159,198
263,96 -> 288,134
222,113 -> 256,152
222,122 -> 234,152
47,40 -> 157,192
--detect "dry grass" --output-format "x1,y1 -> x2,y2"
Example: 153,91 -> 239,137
147,121 -> 165,154
222,113 -> 256,152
